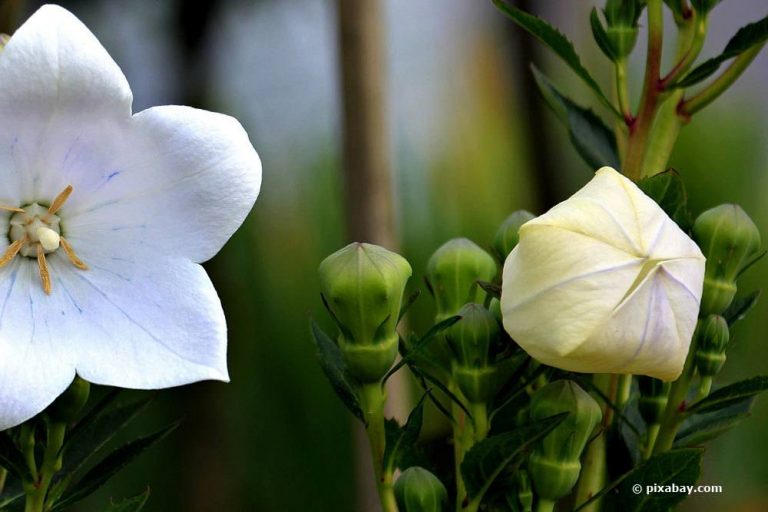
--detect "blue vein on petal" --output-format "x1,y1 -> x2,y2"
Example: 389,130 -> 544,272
69,270 -> 193,362
0,267 -> 18,328
56,274 -> 83,314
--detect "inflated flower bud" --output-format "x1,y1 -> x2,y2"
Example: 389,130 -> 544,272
319,243 -> 411,382
528,380 -> 602,502
426,238 -> 497,321
493,210 -> 536,261
502,167 -> 705,381
637,376 -> 670,426
603,0 -> 643,58
48,376 -> 90,423
693,204 -> 761,315
694,314 -> 730,377
447,303 -> 502,402
394,467 -> 448,512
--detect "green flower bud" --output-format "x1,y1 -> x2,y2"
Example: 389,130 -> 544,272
693,204 -> 761,315
637,376 -> 670,426
528,380 -> 602,501
694,314 -> 730,377
602,0 -> 643,58
493,210 -> 535,261
394,467 -> 448,512
48,376 -> 90,423
319,243 -> 411,382
426,238 -> 497,322
447,303 -> 500,368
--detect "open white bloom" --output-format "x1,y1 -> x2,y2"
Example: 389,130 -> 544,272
501,167 -> 705,381
0,6 -> 261,429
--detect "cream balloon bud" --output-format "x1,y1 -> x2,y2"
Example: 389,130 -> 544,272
500,167 -> 705,381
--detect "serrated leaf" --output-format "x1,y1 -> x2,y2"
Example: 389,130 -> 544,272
63,395 -> 154,476
383,316 -> 461,384
590,8 -> 616,60
636,169 -> 692,230
675,399 -> 753,447
674,14 -> 768,88
310,321 -> 364,423
492,0 -> 621,118
0,432 -> 31,482
532,66 -> 620,169
104,489 -> 150,512
461,413 -> 568,505
53,423 -> 178,510
723,290 -> 761,326
686,376 -> 768,415
383,395 -> 426,473
616,449 -> 703,512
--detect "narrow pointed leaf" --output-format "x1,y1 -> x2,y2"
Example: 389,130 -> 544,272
674,15 -> 768,88
383,316 -> 461,383
54,423 -> 178,510
104,489 -> 151,512
675,399 -> 753,447
723,290 -> 761,326
532,66 -> 620,169
686,376 -> 768,415
492,0 -> 621,118
461,413 -> 568,504
310,320 -> 364,423
590,8 -> 617,60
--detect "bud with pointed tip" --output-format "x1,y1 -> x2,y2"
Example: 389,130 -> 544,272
694,314 -> 729,377
319,243 -> 412,382
693,204 -> 761,315
394,467 -> 448,512
493,210 -> 535,261
528,380 -> 602,502
426,238 -> 497,322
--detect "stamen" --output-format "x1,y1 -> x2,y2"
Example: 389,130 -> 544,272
0,204 -> 25,213
60,237 -> 88,270
47,185 -> 73,215
36,244 -> 52,295
0,238 -> 25,267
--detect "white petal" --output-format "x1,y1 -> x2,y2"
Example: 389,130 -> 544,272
0,5 -> 132,202
63,106 -> 262,263
0,260 -> 76,429
45,248 -> 229,388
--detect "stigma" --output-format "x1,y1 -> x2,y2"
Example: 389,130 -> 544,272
1,185 -> 88,294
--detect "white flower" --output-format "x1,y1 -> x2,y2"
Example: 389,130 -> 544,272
0,6 -> 261,429
501,167 -> 705,381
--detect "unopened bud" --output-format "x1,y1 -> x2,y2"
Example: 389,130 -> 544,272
48,376 -> 90,423
528,380 -> 602,501
694,314 -> 729,377
426,238 -> 497,321
394,467 -> 448,512
493,210 -> 535,261
319,243 -> 411,382
637,376 -> 670,426
693,204 -> 761,315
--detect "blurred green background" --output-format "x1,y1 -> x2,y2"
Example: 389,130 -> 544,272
2,0 -> 767,510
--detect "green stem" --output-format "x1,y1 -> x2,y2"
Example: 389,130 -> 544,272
360,384 -> 397,512
623,0 -> 664,181
642,423 -> 660,460
681,43 -> 767,116
0,467 -> 7,495
697,376 -> 713,401
661,15 -> 708,88
653,326 -> 700,455
614,57 -> 630,162
25,420 -> 66,512
469,402 -> 489,443
616,374 -> 633,410
573,374 -> 609,512
451,384 -> 470,511
535,498 -> 556,512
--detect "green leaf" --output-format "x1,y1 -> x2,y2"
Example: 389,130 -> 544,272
63,394 -> 154,475
310,320 -> 364,423
104,489 -> 151,512
492,0 -> 621,118
383,316 -> 461,384
616,449 -> 703,511
398,290 -> 421,322
691,0 -> 723,14
675,400 -> 753,447
686,376 -> 768,415
532,66 -> 620,170
590,8 -> 617,60
384,395 -> 426,473
0,432 -> 31,482
636,169 -> 692,230
461,413 -> 568,505
674,14 -> 768,88
476,280 -> 501,300
53,423 -> 178,510
722,290 -> 761,326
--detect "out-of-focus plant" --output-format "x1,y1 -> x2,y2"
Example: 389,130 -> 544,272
312,1 -> 768,511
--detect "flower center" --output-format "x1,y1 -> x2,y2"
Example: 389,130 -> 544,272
1,185 -> 88,295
